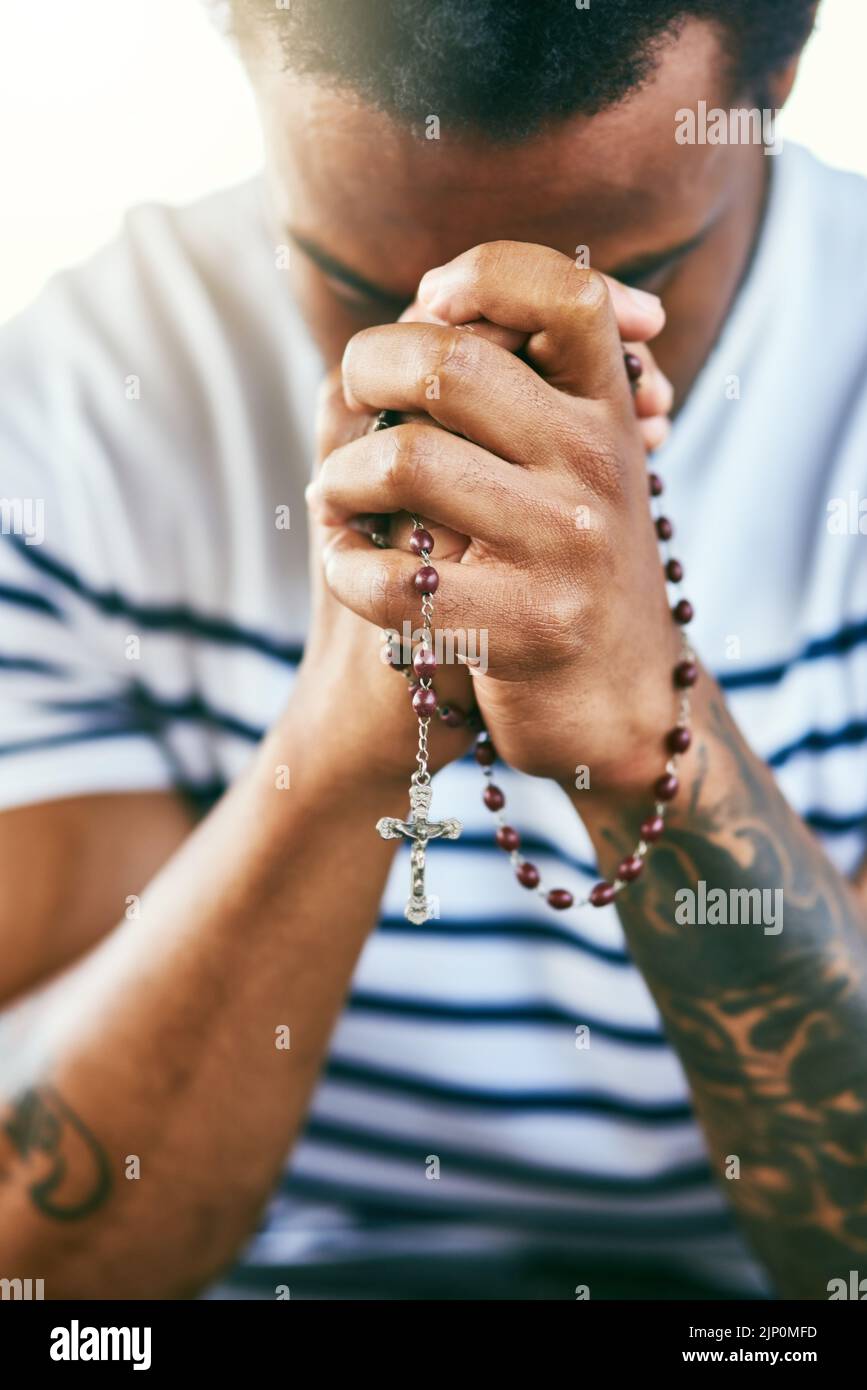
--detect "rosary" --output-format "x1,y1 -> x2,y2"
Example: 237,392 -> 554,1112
374,351 -> 696,924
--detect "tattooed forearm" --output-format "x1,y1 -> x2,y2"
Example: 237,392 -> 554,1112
0,1086 -> 112,1219
578,687 -> 867,1298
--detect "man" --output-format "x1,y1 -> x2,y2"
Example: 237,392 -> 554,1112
0,0 -> 864,1300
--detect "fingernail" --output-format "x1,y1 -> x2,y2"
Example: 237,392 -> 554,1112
304,481 -> 319,505
625,285 -> 663,315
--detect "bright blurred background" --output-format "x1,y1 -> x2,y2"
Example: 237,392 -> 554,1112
0,0 -> 864,323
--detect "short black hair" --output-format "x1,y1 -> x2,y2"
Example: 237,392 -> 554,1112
230,0 -> 817,141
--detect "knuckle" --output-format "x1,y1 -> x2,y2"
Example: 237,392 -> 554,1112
463,240 -> 510,282
368,559 -> 403,624
381,422 -> 425,497
555,408 -> 626,502
571,266 -> 611,319
429,325 -> 482,384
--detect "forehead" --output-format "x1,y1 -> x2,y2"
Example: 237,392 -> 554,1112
253,17 -> 737,289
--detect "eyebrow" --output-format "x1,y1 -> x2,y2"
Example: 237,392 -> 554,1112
289,223 -> 710,304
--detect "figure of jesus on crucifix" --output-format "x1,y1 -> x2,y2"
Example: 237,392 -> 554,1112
376,777 -> 462,924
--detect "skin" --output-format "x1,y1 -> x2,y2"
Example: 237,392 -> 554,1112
2,12 -> 864,1298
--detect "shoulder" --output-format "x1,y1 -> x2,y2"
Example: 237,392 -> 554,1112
0,175 -> 276,455
779,145 -> 867,309
0,177 -> 314,575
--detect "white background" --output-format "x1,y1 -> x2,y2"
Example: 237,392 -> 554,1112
0,0 -> 864,323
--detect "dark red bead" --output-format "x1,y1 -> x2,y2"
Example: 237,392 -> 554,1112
516,862 -> 540,889
474,736 -> 497,766
589,881 -> 616,907
665,558 -> 684,583
667,726 -> 692,754
414,565 -> 439,594
655,773 -> 679,801
655,516 -> 673,541
673,598 -> 694,625
483,784 -> 505,812
410,528 -> 434,556
640,815 -> 665,842
648,472 -> 664,498
624,352 -> 643,383
496,825 -> 521,851
412,647 -> 437,678
547,888 -> 574,910
440,705 -> 465,728
674,660 -> 698,688
412,687 -> 437,717
617,855 -> 644,882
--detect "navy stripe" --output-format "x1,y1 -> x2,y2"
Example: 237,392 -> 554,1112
6,535 -> 304,666
325,1056 -> 693,1121
716,614 -> 867,689
0,582 -> 63,618
768,717 -> 867,769
347,988 -> 663,1044
0,724 -> 145,759
131,690 -> 263,744
8,534 -> 867,694
279,1173 -> 734,1238
173,776 -> 867,852
301,1116 -> 709,1195
376,914 -> 632,964
32,680 -> 867,783
0,653 -> 70,676
806,806 -> 867,835
39,692 -> 266,744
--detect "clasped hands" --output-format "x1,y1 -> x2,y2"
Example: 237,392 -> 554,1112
306,241 -> 681,793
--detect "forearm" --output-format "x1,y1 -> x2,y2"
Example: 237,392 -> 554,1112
0,701 -> 405,1297
570,673 -> 867,1297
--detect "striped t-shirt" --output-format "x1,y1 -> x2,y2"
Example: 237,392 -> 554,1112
1,142 -> 866,1300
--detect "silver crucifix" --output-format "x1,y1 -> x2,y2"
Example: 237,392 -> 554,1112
376,778 -> 462,924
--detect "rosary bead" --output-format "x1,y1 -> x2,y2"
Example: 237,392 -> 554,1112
624,352 -> 643,382
648,472 -> 664,498
410,528 -> 434,556
589,881 -> 616,907
640,814 -> 665,841
547,888 -> 574,910
413,647 -> 437,678
516,861 -> 540,888
414,565 -> 439,594
483,784 -> 506,811
474,735 -> 497,766
654,772 -> 679,801
496,825 -> 521,851
674,660 -> 698,688
412,687 -> 438,717
665,558 -> 684,583
673,598 -> 694,624
617,855 -> 644,882
667,726 -> 692,754
655,516 -> 674,541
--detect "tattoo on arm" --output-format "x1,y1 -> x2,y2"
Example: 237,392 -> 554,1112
0,1085 -> 112,1220
596,693 -> 867,1295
